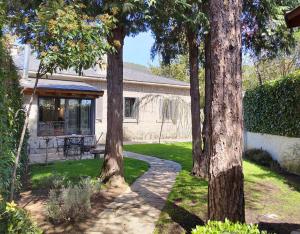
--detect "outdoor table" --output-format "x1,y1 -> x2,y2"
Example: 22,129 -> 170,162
56,135 -> 96,158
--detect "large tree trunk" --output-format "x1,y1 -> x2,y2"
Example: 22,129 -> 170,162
207,0 -> 245,222
100,26 -> 126,186
187,31 -> 206,178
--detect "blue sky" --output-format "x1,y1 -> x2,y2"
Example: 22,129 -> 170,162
124,31 -> 253,67
124,31 -> 159,67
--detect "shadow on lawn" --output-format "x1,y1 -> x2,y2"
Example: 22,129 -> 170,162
244,160 -> 300,193
132,177 -> 204,234
259,222 -> 300,234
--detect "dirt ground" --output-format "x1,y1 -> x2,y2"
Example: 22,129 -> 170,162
17,187 -> 126,234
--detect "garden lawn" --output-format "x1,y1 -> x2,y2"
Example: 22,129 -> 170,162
124,143 -> 300,234
30,158 -> 149,189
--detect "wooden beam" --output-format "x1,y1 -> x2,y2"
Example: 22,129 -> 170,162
285,6 -> 300,28
23,88 -> 104,98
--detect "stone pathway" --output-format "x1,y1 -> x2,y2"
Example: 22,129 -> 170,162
86,151 -> 181,234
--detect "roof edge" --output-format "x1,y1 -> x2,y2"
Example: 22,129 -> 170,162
27,71 -> 190,89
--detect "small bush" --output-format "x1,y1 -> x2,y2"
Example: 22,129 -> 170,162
0,200 -> 42,234
243,72 -> 300,137
192,219 -> 267,234
244,149 -> 274,167
46,177 -> 99,223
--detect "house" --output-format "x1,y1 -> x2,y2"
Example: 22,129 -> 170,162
12,46 -> 192,163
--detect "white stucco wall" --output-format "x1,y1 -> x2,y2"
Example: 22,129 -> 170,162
24,75 -> 192,163
90,79 -> 192,143
244,131 -> 300,175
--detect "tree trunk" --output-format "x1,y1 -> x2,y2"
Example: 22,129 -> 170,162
100,26 -> 126,186
254,61 -> 263,86
10,64 -> 43,201
187,31 -> 206,178
207,0 -> 245,222
203,33 -> 211,171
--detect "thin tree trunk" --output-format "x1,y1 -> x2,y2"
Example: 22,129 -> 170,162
100,26 -> 126,186
10,64 -> 43,201
203,33 -> 211,171
207,0 -> 245,222
187,31 -> 206,178
254,61 -> 263,86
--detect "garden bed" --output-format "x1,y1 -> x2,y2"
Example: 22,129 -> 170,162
17,158 -> 149,233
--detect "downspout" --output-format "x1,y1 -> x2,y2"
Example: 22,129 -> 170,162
22,44 -> 30,79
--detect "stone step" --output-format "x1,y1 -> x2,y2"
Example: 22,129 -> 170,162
29,152 -> 94,164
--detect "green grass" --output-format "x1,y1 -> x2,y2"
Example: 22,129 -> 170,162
30,158 -> 149,189
124,143 -> 300,234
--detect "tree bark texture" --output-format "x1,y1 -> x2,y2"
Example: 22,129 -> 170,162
101,26 -> 125,185
187,31 -> 206,178
207,0 -> 245,222
203,33 -> 212,169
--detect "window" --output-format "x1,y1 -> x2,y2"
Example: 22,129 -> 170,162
124,97 -> 138,119
159,98 -> 177,122
38,97 -> 94,136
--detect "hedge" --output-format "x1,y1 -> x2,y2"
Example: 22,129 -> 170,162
0,39 -> 27,200
243,72 -> 300,137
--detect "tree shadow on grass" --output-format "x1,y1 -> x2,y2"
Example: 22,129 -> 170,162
259,222 -> 300,234
244,160 -> 300,193
131,177 -> 205,234
160,200 -> 205,233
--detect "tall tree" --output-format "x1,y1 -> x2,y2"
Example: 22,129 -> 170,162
150,0 -> 209,177
206,0 -> 245,221
204,0 -> 299,221
85,1 -> 149,185
10,0 -> 150,186
8,0 -> 112,200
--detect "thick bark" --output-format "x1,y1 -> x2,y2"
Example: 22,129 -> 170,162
100,26 -> 126,186
187,31 -> 206,178
207,0 -> 245,222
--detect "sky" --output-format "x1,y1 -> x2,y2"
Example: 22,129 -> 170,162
124,31 -> 252,67
123,31 -> 159,67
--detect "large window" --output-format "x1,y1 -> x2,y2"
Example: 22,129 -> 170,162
124,97 -> 138,119
38,97 -> 94,136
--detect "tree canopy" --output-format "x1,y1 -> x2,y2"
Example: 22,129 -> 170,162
150,0 -> 208,65
10,0 -> 113,75
242,0 -> 300,58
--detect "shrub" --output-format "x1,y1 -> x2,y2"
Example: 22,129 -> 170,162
0,39 -> 27,200
31,172 -> 67,190
0,200 -> 42,234
243,149 -> 274,167
191,219 -> 267,234
243,72 -> 300,137
46,177 -> 99,223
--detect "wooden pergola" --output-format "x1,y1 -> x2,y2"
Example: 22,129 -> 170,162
285,6 -> 300,28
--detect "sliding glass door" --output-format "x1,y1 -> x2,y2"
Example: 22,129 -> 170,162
38,97 -> 94,136
65,99 -> 80,135
80,100 -> 93,135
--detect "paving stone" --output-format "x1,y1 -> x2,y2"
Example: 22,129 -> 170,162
85,151 -> 181,234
